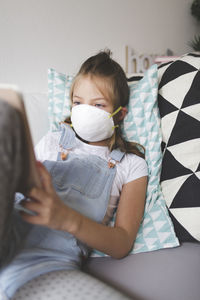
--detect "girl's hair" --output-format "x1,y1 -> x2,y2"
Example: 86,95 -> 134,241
64,49 -> 145,159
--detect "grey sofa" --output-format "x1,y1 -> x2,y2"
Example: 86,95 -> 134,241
84,242 -> 200,300
84,52 -> 200,300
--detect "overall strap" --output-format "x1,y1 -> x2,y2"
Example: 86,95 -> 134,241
110,148 -> 125,162
107,148 -> 125,168
57,123 -> 76,160
59,123 -> 76,149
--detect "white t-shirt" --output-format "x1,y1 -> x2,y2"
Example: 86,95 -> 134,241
34,131 -> 148,224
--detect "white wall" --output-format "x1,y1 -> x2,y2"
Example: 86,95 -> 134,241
0,0 -> 199,92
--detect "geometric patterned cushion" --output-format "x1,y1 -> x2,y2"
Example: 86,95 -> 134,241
158,52 -> 200,242
121,65 -> 179,254
48,68 -> 73,131
93,65 -> 179,256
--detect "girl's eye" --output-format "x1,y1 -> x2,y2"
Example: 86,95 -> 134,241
95,103 -> 105,108
73,101 -> 80,105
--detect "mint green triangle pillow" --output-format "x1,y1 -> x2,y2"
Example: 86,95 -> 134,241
92,65 -> 179,257
48,68 -> 73,131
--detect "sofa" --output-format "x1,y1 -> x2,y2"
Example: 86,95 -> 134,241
12,52 -> 200,300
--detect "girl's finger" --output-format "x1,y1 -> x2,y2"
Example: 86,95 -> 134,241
26,187 -> 50,204
36,161 -> 54,193
20,211 -> 42,225
21,199 -> 42,215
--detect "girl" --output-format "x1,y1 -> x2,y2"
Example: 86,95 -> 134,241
0,50 -> 148,299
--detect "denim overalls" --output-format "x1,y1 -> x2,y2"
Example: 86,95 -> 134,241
0,124 -> 125,299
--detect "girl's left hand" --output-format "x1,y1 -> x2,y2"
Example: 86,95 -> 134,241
20,161 -> 69,230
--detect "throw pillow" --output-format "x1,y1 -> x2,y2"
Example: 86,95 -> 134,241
119,64 -> 179,254
48,68 -> 73,131
47,65 -> 179,256
158,52 -> 200,242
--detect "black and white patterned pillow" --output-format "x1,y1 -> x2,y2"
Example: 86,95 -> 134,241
158,53 -> 200,242
158,52 -> 200,242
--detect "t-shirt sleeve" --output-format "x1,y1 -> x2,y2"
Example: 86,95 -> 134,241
124,154 -> 148,184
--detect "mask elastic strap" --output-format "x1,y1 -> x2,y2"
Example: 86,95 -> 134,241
108,106 -> 122,119
112,125 -> 119,130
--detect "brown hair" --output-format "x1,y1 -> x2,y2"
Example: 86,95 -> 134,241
65,49 -> 145,159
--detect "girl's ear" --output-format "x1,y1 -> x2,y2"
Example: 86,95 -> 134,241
118,107 -> 128,121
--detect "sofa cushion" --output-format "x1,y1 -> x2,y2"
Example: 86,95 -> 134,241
48,68 -> 73,131
84,243 -> 200,300
158,52 -> 200,242
119,65 -> 179,254
12,270 -> 130,300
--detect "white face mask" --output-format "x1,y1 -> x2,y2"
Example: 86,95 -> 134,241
71,104 -> 121,142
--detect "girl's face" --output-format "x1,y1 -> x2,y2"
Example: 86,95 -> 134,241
72,76 -> 113,114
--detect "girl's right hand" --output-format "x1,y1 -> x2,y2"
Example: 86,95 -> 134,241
20,161 -> 73,231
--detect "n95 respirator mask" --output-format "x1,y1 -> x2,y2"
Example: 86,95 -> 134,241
71,104 -> 121,142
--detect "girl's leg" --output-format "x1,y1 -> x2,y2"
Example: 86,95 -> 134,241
0,99 -> 26,267
12,270 -> 131,300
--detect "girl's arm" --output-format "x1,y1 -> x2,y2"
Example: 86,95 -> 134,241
21,161 -> 147,259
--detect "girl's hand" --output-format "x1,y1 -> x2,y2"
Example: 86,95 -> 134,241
20,161 -> 69,230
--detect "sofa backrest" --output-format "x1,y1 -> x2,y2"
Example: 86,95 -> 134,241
23,92 -> 49,146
